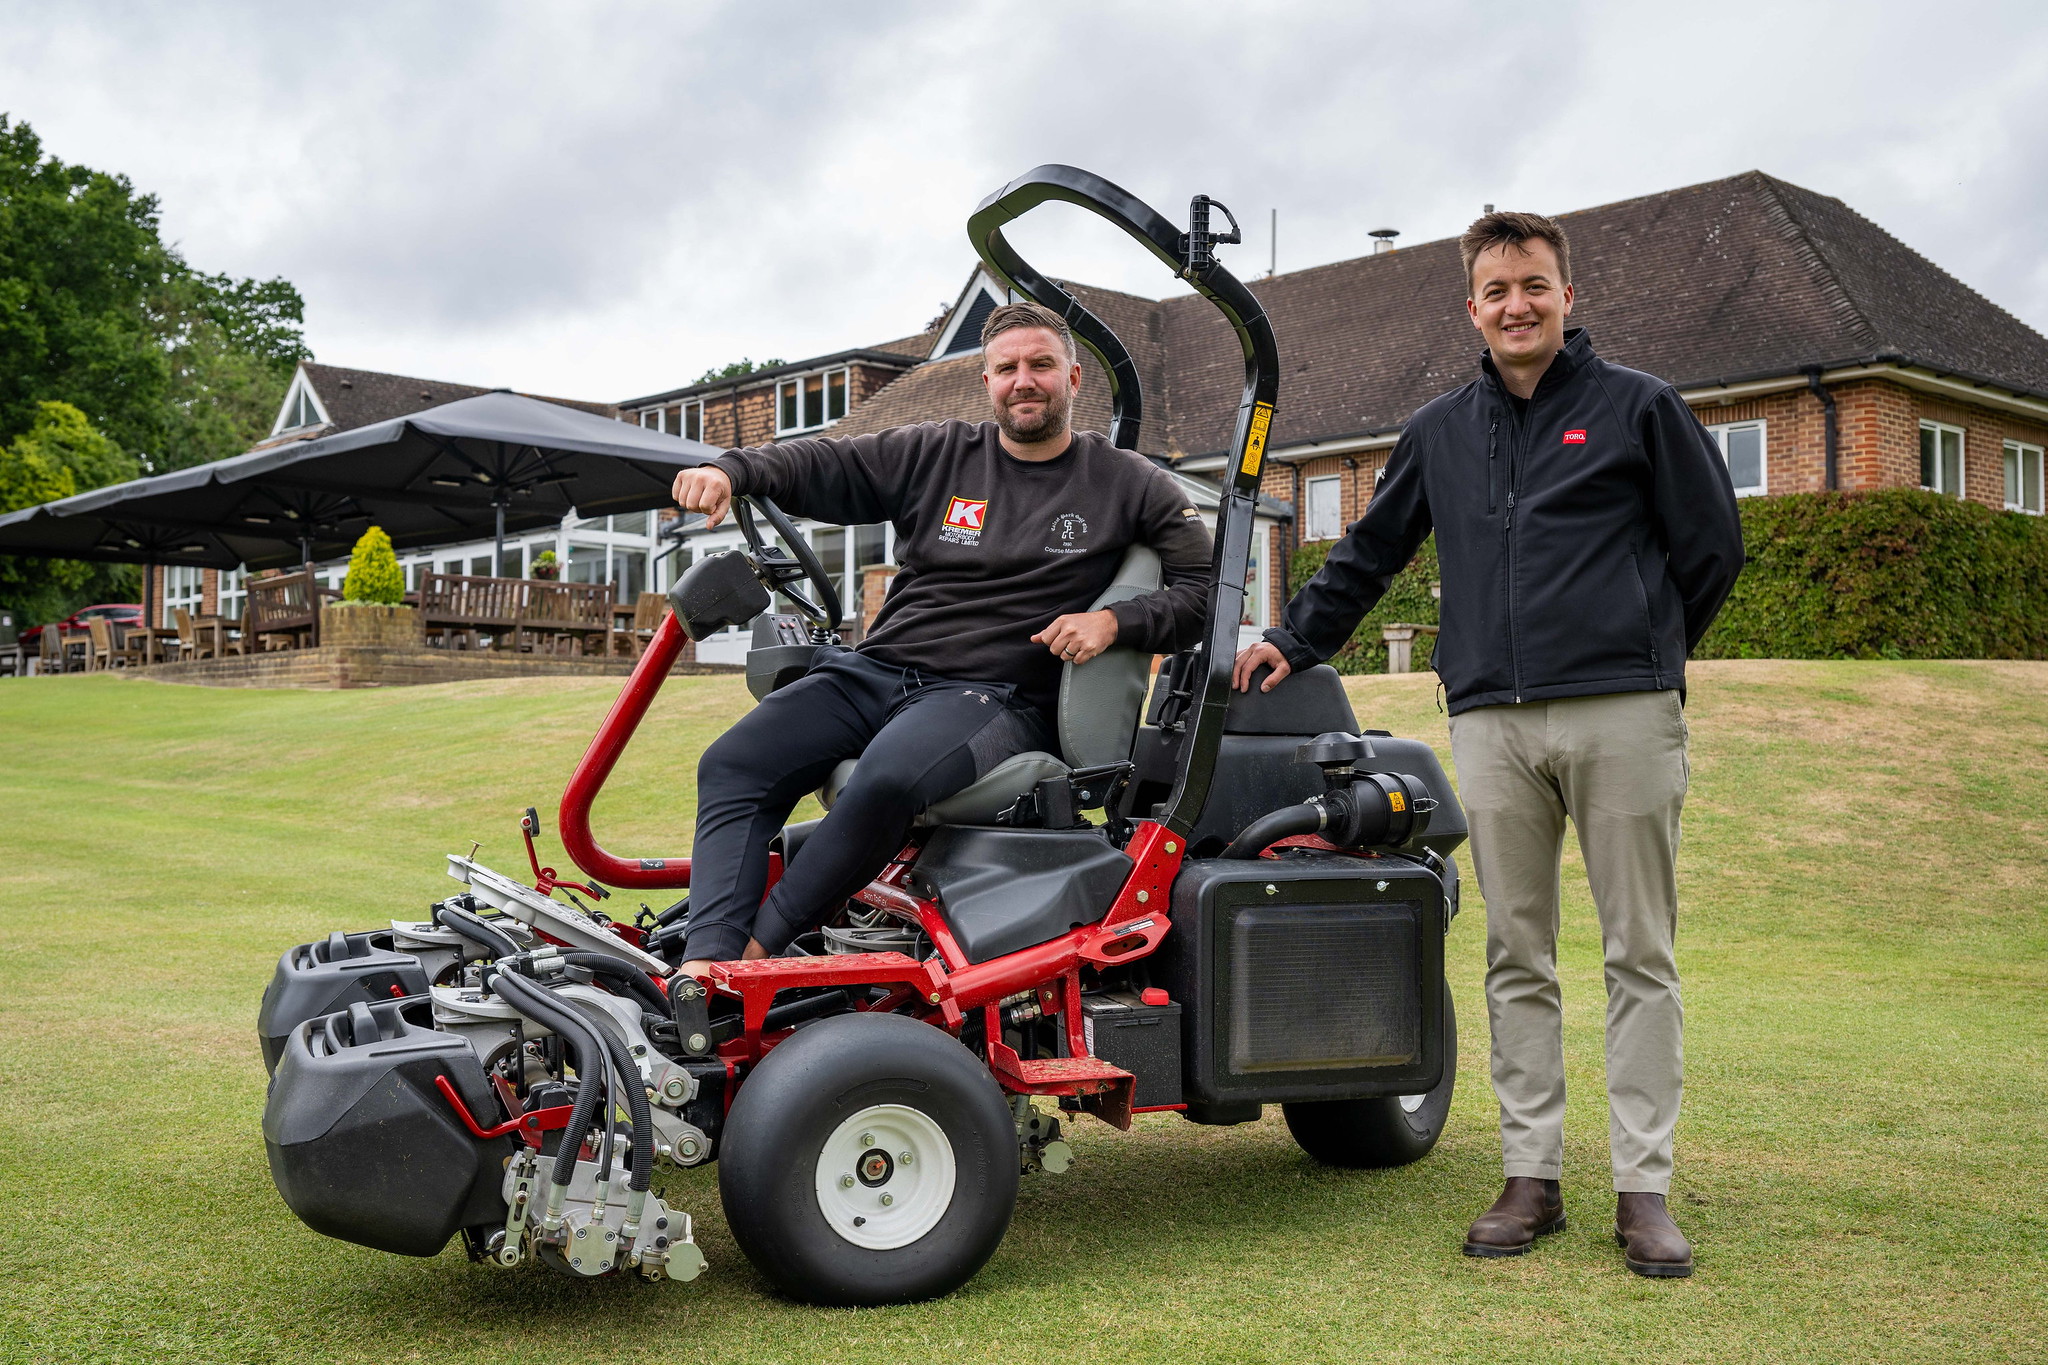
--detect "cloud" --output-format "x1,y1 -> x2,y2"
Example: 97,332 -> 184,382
2,1 -> 2043,400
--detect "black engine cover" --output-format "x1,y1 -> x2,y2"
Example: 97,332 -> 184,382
263,998 -> 513,1257
257,930 -> 431,1074
1156,854 -> 1446,1107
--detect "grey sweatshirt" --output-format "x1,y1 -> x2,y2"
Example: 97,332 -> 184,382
714,420 -> 1213,721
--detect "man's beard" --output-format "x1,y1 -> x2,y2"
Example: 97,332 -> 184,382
994,381 -> 1071,444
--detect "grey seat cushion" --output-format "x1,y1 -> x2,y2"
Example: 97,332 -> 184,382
819,750 -> 1069,828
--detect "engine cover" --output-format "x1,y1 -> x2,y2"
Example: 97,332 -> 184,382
1156,853 -> 1446,1108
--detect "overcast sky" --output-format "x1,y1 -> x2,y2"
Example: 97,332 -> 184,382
5,2 -> 2045,404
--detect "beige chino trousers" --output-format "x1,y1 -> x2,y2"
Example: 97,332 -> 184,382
1447,689 -> 1689,1193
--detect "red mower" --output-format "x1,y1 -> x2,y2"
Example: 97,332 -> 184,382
258,166 -> 1467,1305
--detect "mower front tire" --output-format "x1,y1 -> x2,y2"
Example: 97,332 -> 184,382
718,1010 -> 1019,1306
1283,990 -> 1457,1168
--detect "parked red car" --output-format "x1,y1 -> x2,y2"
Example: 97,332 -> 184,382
18,603 -> 143,652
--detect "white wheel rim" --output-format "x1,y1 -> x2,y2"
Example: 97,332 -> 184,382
813,1103 -> 956,1251
1398,1092 -> 1428,1114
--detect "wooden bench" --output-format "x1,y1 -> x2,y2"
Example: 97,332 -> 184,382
247,570 -> 331,650
1380,622 -> 1440,674
417,573 -> 614,654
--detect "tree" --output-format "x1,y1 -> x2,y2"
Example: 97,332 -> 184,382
0,401 -> 138,623
694,357 -> 784,384
0,114 -> 308,622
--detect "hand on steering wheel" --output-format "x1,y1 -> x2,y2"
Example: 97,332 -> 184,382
672,466 -> 734,528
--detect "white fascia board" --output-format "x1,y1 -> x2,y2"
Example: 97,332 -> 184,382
1681,365 -> 2048,423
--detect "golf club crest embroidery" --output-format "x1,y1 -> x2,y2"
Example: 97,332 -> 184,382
1044,511 -> 1089,554
941,495 -> 987,546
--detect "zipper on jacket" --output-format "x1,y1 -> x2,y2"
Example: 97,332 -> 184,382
1503,401 -> 1526,702
1487,421 -> 1499,516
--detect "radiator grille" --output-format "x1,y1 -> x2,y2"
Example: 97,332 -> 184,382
1227,902 -> 1420,1072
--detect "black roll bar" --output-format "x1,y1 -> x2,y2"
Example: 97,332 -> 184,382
965,165 -> 1281,839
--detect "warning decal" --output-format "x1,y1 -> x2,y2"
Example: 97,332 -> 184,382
1239,402 -> 1275,479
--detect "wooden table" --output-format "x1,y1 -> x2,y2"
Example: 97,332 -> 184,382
124,625 -> 179,666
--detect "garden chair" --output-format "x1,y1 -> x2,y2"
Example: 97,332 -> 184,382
175,608 -> 218,662
88,618 -> 115,671
616,592 -> 667,659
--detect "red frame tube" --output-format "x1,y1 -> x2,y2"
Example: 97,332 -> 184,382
557,612 -> 694,889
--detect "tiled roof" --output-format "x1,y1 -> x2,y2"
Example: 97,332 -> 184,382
836,171 -> 2048,461
282,363 -> 614,442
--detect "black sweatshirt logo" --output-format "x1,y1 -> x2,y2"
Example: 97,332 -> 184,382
1045,511 -> 1089,554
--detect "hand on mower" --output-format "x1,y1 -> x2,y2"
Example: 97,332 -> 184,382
672,464 -> 734,528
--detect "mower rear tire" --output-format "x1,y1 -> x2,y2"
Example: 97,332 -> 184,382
718,1010 -> 1018,1306
1283,990 -> 1457,1168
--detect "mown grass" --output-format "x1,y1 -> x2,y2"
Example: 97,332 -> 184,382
0,661 -> 2042,1364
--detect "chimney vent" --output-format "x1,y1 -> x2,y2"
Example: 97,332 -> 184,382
1369,227 -> 1399,255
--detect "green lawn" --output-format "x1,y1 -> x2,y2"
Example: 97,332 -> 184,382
1,661 -> 2043,1364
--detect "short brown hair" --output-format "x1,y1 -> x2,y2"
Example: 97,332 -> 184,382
981,300 -> 1077,363
1459,211 -> 1570,294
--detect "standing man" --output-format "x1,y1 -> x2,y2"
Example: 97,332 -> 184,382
1233,211 -> 1742,1278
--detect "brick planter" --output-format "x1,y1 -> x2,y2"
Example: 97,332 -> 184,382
319,603 -> 424,649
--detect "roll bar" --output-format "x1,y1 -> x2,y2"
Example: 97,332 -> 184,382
966,165 -> 1279,836
557,165 -> 1279,886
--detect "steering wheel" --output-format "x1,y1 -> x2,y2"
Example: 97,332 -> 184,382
732,495 -> 844,633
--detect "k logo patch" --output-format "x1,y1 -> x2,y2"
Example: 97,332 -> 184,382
943,496 -> 987,530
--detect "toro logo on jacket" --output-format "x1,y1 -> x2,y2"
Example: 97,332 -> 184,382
1562,429 -> 1588,445
940,495 -> 987,546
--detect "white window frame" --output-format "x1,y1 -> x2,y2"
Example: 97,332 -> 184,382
640,408 -> 661,431
2003,440 -> 2043,515
218,567 -> 248,622
1707,419 -> 1768,497
163,566 -> 204,627
1920,420 -> 1966,499
775,367 -> 850,437
1303,475 -> 1343,541
681,399 -> 704,443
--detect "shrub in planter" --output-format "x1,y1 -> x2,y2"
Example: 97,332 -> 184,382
341,526 -> 405,605
530,549 -> 560,581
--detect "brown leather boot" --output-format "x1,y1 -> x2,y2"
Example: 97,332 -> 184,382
1615,1192 -> 1694,1277
1462,1177 -> 1566,1257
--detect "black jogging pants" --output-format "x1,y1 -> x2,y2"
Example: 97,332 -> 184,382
681,650 -> 1053,963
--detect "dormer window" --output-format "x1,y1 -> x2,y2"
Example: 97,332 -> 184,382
776,367 -> 849,436
932,275 -> 1007,359
270,369 -> 329,435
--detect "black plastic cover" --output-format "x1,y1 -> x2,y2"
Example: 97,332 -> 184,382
1081,992 -> 1183,1109
669,549 -> 771,641
263,997 -> 513,1257
257,930 -> 431,1074
1220,664 -> 1358,735
1155,853 -> 1446,1106
907,826 -> 1131,963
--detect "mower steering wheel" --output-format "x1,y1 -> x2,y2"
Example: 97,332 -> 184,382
733,495 -> 844,633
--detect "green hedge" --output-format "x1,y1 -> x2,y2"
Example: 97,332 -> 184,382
1697,490 -> 2048,660
1286,492 -> 2048,671
1287,535 -> 1439,674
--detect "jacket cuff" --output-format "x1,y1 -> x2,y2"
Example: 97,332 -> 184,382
1263,625 -> 1319,670
711,452 -> 752,496
1106,598 -> 1148,648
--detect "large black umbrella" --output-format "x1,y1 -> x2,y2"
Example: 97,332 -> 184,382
0,389 -> 720,573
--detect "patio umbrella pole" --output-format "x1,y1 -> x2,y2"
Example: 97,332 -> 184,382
301,535 -> 317,647
143,560 -> 155,665
494,495 -> 507,578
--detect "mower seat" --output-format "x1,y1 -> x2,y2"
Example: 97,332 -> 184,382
818,544 -> 1163,826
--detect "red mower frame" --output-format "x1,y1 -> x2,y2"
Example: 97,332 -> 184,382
553,164 -> 1278,1128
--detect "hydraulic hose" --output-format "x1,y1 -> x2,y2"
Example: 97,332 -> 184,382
436,901 -> 521,960
491,969 -> 607,1191
1221,802 -> 1323,859
572,1006 -> 655,1192
559,953 -> 669,1016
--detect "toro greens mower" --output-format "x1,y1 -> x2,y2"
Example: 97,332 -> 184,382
258,165 -> 1468,1306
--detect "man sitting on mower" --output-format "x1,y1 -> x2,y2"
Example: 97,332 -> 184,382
668,301 -> 1212,977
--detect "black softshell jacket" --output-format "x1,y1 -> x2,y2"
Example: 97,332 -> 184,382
1267,330 -> 1744,715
